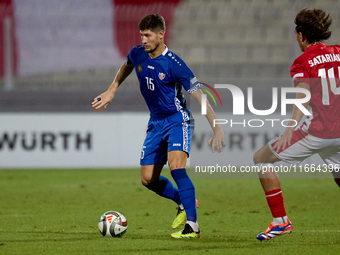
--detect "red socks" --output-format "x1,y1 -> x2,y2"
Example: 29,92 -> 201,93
265,189 -> 287,218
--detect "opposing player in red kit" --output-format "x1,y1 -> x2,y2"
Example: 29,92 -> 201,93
253,8 -> 340,241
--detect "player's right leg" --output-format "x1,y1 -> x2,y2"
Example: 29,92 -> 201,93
140,119 -> 184,212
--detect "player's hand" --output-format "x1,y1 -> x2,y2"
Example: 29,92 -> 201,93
208,128 -> 226,153
91,91 -> 115,110
272,129 -> 293,153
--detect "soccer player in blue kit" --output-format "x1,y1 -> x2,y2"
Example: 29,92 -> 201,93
92,14 -> 225,238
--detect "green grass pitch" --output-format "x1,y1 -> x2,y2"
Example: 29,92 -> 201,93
0,169 -> 339,254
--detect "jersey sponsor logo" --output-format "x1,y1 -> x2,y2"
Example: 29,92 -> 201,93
173,143 -> 181,146
147,65 -> 154,70
158,72 -> 165,80
138,65 -> 142,73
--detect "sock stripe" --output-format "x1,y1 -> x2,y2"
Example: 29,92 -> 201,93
266,191 -> 282,197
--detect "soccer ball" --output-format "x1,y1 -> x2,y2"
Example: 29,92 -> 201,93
98,211 -> 127,237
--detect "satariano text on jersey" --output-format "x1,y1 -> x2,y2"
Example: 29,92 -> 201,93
308,53 -> 340,67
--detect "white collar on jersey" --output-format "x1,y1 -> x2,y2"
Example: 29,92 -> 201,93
162,46 -> 169,56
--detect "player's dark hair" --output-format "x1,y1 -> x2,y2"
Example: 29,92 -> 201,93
138,14 -> 166,33
295,9 -> 332,44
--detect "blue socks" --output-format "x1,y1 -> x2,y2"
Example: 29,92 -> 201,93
143,169 -> 197,224
171,168 -> 197,223
144,175 -> 181,205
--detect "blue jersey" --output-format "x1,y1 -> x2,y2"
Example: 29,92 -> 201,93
126,45 -> 202,118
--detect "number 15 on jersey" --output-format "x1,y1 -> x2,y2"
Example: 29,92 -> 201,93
145,77 -> 154,91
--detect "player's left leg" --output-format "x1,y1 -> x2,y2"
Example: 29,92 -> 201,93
255,130 -> 324,240
141,164 -> 182,205
168,150 -> 200,239
161,111 -> 199,238
318,141 -> 340,188
334,177 -> 340,188
254,144 -> 293,241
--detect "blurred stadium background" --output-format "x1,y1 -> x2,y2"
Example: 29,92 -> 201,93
1,0 -> 340,168
1,0 -> 340,111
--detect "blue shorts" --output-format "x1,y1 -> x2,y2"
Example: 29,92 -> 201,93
140,111 -> 194,165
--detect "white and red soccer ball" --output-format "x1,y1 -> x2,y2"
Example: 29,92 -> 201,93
98,211 -> 127,237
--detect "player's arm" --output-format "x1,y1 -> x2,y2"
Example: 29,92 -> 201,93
92,61 -> 134,109
272,82 -> 310,152
190,89 -> 226,153
171,55 -> 226,152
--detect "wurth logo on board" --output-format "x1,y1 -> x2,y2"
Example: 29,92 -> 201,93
0,131 -> 92,151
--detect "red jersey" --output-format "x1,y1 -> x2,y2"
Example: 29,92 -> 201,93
290,43 -> 340,139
